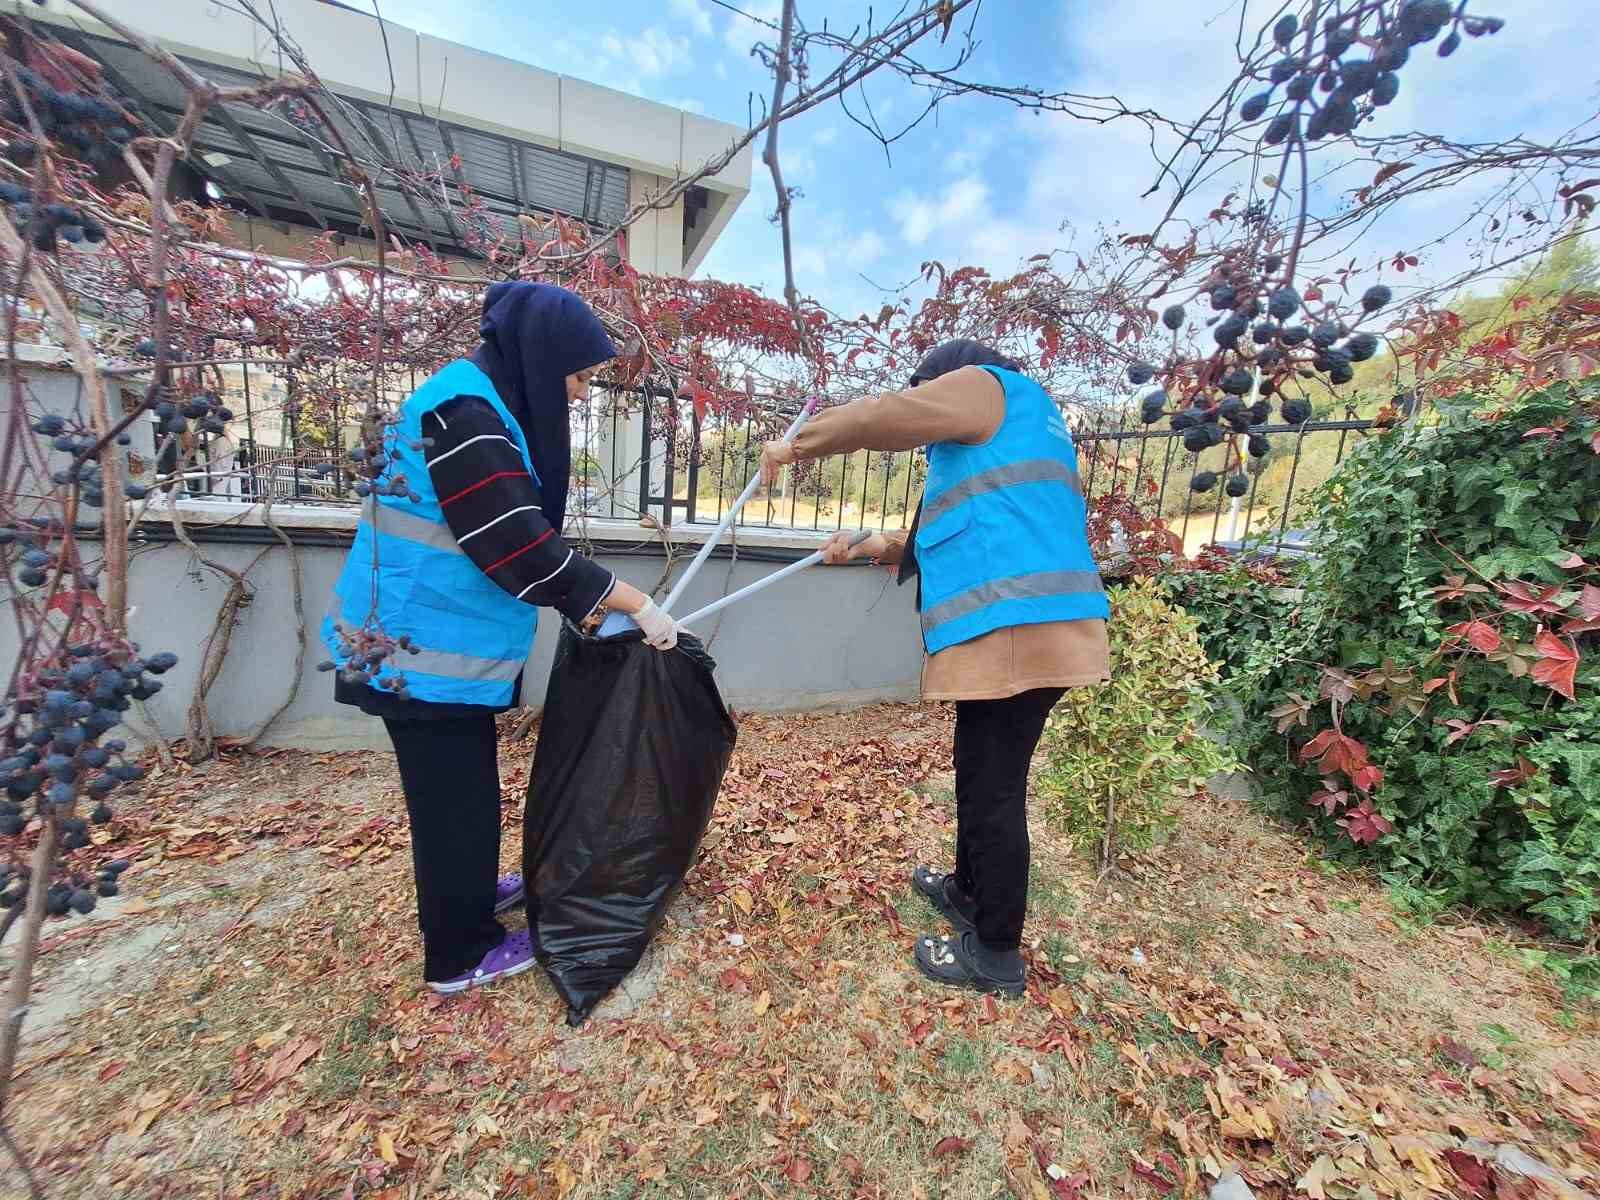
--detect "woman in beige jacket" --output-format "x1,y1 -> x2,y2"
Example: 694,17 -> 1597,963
761,340 -> 1109,997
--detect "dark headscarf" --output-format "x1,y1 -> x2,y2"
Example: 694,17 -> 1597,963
470,282 -> 616,535
898,340 -> 1023,593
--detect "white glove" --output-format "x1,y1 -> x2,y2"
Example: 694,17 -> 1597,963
631,597 -> 681,651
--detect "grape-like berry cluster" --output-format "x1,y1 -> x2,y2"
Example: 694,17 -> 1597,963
3,66 -> 133,171
0,182 -> 106,254
0,631 -> 178,918
1247,2 -> 1501,147
320,624 -> 420,700
1132,2 -> 1504,495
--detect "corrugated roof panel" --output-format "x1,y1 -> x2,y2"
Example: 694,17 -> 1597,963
75,31 -> 629,249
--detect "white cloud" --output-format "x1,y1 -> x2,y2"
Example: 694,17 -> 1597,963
668,0 -> 714,37
891,176 -> 992,246
715,60 -> 729,80
624,27 -> 692,78
813,127 -> 839,147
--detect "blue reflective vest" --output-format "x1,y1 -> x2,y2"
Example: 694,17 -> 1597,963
320,359 -> 539,707
915,366 -> 1108,654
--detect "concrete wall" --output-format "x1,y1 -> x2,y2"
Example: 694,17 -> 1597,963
2,351 -> 921,749
3,507 -> 922,752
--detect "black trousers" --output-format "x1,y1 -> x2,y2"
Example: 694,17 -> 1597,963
383,714 -> 506,981
950,687 -> 1065,952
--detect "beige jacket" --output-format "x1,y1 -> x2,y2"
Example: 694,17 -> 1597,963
790,365 -> 1110,701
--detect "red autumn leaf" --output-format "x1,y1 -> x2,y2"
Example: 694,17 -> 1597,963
1131,1158 -> 1178,1194
932,1136 -> 973,1158
1559,554 -> 1588,570
718,968 -> 751,994
1443,718 -> 1508,746
1498,580 -> 1571,615
1372,161 -> 1413,188
281,1110 -> 307,1138
1488,757 -> 1539,789
1447,620 -> 1502,653
1338,802 -> 1392,845
1581,584 -> 1600,620
1531,629 -> 1580,701
97,1061 -> 128,1084
784,1157 -> 813,1184
1310,787 -> 1348,815
1443,1148 -> 1493,1195
1438,1037 -> 1480,1068
910,1020 -> 933,1045
1349,763 -> 1384,794
841,1154 -> 864,1179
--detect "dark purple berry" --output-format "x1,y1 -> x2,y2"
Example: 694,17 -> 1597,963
1240,92 -> 1272,122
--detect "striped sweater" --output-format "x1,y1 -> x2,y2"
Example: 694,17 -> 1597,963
423,395 -> 616,622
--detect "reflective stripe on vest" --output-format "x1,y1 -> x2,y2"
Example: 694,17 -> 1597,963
366,500 -> 464,556
920,459 -> 1083,527
919,569 -> 1105,631
915,366 -> 1108,654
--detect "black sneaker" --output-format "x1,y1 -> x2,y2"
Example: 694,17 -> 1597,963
910,865 -> 977,935
913,931 -> 1025,998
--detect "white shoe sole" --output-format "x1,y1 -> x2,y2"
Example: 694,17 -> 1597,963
427,953 -> 536,995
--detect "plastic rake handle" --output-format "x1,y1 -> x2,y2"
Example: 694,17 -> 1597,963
658,394 -> 822,617
676,531 -> 872,629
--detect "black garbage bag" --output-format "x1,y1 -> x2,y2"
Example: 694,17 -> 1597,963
523,621 -> 736,1025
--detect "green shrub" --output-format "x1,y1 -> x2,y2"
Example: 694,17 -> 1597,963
1039,578 -> 1237,863
1236,383 -> 1600,940
1158,553 -> 1306,681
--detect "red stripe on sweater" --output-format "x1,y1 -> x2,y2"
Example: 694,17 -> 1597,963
484,529 -> 555,574
440,470 -> 529,507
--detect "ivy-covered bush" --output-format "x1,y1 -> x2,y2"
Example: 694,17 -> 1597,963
1235,383 -> 1600,940
1159,549 -> 1306,681
1039,579 -> 1237,863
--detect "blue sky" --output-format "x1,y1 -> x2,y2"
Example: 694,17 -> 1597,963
359,0 -> 1597,319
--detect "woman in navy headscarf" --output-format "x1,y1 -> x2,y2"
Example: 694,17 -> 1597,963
322,282 -> 681,994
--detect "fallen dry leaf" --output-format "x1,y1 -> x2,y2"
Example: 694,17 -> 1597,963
932,1136 -> 973,1158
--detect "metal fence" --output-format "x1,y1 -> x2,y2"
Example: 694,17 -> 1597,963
168,362 -> 1375,553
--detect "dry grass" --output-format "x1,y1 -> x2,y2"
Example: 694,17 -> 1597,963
3,706 -> 1597,1200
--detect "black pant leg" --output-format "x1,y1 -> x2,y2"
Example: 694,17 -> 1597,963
384,714 -> 506,981
951,700 -> 987,896
951,687 -> 1065,951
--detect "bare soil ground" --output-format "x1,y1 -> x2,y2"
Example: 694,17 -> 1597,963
3,705 -> 1598,1200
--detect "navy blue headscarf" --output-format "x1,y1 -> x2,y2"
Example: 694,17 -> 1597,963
898,340 -> 1023,593
470,282 -> 616,535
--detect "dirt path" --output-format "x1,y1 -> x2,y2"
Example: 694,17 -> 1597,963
4,707 -> 1597,1200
